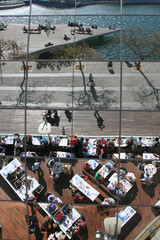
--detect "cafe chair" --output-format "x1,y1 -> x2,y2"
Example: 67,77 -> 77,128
61,204 -> 72,215
13,179 -> 23,190
53,211 -> 65,224
19,172 -> 26,180
47,158 -> 55,168
34,185 -> 44,195
48,203 -> 59,215
62,164 -> 73,175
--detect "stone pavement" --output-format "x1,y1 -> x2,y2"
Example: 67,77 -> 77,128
0,61 -> 160,111
0,23 -> 118,55
0,61 -> 160,136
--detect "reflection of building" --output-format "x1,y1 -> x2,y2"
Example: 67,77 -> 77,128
29,0 -> 82,8
0,0 -> 25,9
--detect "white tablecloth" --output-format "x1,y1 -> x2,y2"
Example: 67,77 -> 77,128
5,136 -> 14,145
32,137 -> 41,145
17,177 -> 40,200
0,158 -> 21,178
117,206 -> 136,227
143,153 -> 158,160
70,174 -> 100,201
59,138 -> 68,147
60,208 -> 81,232
87,139 -> 97,156
142,137 -> 153,147
144,164 -> 157,178
108,173 -> 133,193
87,159 -> 99,170
97,164 -> 110,178
114,138 -> 127,147
114,153 -> 126,159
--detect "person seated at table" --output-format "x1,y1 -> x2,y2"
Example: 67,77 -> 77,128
23,175 -> 33,187
73,192 -> 84,203
55,212 -> 65,223
119,168 -> 127,179
62,204 -> 72,215
106,182 -> 116,191
0,136 -> 4,145
62,164 -> 73,175
102,197 -> 115,205
72,219 -> 86,236
137,137 -> 143,147
0,145 -> 4,155
7,172 -> 17,182
16,166 -> 25,178
47,203 -> 57,213
135,154 -> 143,159
152,136 -> 159,147
94,138 -> 102,147
94,173 -> 105,183
38,136 -> 48,145
47,233 -> 56,240
141,172 -> 153,185
47,158 -> 55,168
152,159 -> 160,168
105,161 -> 115,172
50,136 -> 60,146
66,153 -> 72,158
69,135 -> 78,147
32,160 -> 41,172
25,193 -> 38,202
41,216 -> 54,232
125,172 -> 136,183
47,193 -> 59,203
107,138 -> 115,148
51,172 -> 60,181
83,162 -> 92,173
116,189 -> 126,198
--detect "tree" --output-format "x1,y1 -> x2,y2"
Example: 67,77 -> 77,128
0,38 -> 25,60
123,27 -> 160,60
0,39 -> 26,84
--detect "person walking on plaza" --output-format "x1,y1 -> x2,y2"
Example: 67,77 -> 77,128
87,73 -> 96,92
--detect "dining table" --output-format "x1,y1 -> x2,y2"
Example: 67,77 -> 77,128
144,164 -> 157,178
108,172 -> 133,193
70,174 -> 100,201
96,164 -> 111,179
87,159 -> 99,170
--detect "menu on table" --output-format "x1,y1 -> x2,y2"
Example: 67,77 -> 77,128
97,164 -> 110,178
0,158 -> 21,178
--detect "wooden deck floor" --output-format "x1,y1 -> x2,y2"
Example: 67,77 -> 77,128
0,157 -> 160,240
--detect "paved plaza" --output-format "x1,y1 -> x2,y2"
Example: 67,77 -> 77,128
0,61 -> 160,136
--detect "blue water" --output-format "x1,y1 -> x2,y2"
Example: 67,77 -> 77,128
1,3 -> 160,60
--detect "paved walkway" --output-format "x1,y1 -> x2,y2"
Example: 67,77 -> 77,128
0,23 -> 118,55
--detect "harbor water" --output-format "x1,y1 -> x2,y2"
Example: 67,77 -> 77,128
0,3 -> 160,60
